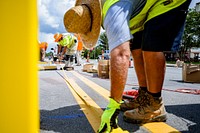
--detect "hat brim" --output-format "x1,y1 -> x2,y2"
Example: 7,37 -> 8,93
72,0 -> 101,49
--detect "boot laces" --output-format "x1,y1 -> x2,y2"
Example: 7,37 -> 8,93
138,93 -> 153,113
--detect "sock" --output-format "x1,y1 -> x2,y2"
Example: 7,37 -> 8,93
140,87 -> 147,92
147,90 -> 161,97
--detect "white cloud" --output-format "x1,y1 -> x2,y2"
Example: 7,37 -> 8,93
38,0 -> 76,52
39,32 -> 54,43
39,0 -> 59,29
38,0 -> 75,32
190,0 -> 200,8
39,32 -> 57,52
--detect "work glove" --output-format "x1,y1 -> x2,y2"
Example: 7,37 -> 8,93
97,98 -> 120,133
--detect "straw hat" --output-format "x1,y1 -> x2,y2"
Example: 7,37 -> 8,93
54,33 -> 63,42
63,0 -> 101,49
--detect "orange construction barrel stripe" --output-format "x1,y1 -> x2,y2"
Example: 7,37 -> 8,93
76,34 -> 83,51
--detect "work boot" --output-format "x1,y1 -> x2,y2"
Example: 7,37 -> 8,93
120,88 -> 146,111
123,92 -> 167,124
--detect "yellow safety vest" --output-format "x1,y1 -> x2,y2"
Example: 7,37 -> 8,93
102,0 -> 186,34
58,34 -> 76,49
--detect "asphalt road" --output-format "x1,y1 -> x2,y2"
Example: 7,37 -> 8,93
39,60 -> 200,133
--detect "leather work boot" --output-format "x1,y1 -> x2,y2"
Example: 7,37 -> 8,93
120,88 -> 146,111
123,92 -> 167,124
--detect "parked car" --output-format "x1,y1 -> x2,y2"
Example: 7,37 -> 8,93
103,53 -> 110,60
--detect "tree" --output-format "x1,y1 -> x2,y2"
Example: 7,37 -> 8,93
82,47 -> 102,59
181,8 -> 200,61
82,32 -> 108,59
98,32 -> 108,51
46,51 -> 53,57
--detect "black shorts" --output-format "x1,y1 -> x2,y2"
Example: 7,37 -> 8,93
130,0 -> 191,52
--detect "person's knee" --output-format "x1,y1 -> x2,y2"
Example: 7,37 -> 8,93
111,42 -> 130,60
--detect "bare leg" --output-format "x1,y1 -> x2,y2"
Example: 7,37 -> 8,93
110,41 -> 130,103
123,51 -> 167,123
131,49 -> 147,87
143,51 -> 165,93
120,49 -> 147,111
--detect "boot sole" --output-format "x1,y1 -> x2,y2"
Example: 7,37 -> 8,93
123,114 -> 167,124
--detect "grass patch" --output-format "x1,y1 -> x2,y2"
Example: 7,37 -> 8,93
166,61 -> 176,64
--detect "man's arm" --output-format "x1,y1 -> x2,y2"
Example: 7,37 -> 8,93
62,46 -> 67,55
57,44 -> 61,55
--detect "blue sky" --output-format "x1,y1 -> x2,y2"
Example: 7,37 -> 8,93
38,0 -> 200,52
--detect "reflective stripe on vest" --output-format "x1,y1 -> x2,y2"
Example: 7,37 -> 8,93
102,0 -> 186,34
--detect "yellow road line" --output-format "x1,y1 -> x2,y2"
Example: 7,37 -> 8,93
142,122 -> 180,133
61,71 -> 129,133
71,71 -> 110,101
71,71 -> 181,133
66,80 -> 102,131
60,70 -> 103,132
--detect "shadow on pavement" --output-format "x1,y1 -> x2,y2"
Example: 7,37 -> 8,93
40,106 -> 140,133
41,104 -> 200,133
169,79 -> 200,84
166,104 -> 200,133
118,112 -> 141,133
40,105 -> 94,133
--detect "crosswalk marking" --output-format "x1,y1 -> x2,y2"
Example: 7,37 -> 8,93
61,70 -> 181,133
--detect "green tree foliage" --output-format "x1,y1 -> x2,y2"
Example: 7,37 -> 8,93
180,8 -> 200,61
182,9 -> 200,48
83,47 -> 102,59
98,32 -> 108,50
46,51 -> 53,57
82,32 -> 108,59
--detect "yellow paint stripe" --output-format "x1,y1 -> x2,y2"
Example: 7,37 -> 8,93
62,71 -> 129,133
67,81 -> 102,131
71,71 -> 181,133
142,122 -> 180,133
38,61 -> 48,64
67,83 -> 129,133
60,70 -> 129,133
60,70 -> 103,131
71,71 -> 110,101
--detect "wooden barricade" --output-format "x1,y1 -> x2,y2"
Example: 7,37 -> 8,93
182,63 -> 200,83
98,60 -> 110,79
